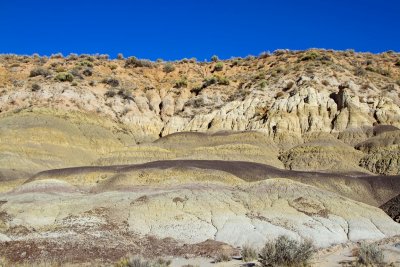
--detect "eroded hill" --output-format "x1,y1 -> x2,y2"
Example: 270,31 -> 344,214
0,50 -> 400,265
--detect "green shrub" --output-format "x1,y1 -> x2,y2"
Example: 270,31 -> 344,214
55,72 -> 74,82
174,78 -> 188,88
214,62 -> 224,71
78,60 -> 94,68
29,67 -> 51,77
211,55 -> 219,62
259,235 -> 314,267
357,243 -> 384,266
241,244 -> 258,262
163,63 -> 175,73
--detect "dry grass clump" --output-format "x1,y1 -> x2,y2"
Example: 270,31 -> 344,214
114,256 -> 171,267
241,244 -> 258,262
214,251 -> 231,262
355,243 -> 385,266
259,235 -> 314,267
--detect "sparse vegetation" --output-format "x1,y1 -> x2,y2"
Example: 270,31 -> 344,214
54,72 -> 74,82
29,67 -> 51,77
214,252 -> 231,262
125,56 -> 154,68
114,257 -> 171,267
354,66 -> 367,76
356,243 -> 385,266
241,244 -> 258,262
82,68 -> 93,76
31,83 -> 41,92
163,63 -> 175,73
102,77 -> 120,87
174,77 -> 188,88
259,235 -> 314,267
211,55 -> 219,62
214,62 -> 224,71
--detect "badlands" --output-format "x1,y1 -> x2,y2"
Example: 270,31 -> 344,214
0,49 -> 399,266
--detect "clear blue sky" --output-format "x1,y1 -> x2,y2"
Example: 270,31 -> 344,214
0,0 -> 399,60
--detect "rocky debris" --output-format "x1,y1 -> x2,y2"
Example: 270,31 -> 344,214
380,194 -> 400,223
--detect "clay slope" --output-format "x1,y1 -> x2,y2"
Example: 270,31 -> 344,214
1,179 -> 399,258
27,159 -> 400,206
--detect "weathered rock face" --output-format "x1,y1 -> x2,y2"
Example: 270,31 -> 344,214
1,178 -> 399,251
356,130 -> 400,175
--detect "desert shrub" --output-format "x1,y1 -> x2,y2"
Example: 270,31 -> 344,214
102,77 -> 120,87
163,63 -> 175,73
174,78 -> 188,88
214,252 -> 231,262
196,76 -> 230,90
114,257 -> 151,267
114,257 -> 171,267
125,56 -> 154,68
56,66 -> 67,73
68,53 -> 78,60
50,53 -> 63,59
82,68 -> 93,76
395,60 -> 400,67
29,67 -> 51,77
357,243 -> 384,266
259,51 -> 271,58
217,76 -> 229,85
259,235 -> 314,267
31,83 -> 41,92
117,53 -> 124,60
354,66 -> 367,76
300,51 -> 320,61
214,62 -> 224,71
109,64 -> 118,70
241,244 -> 258,262
376,68 -> 391,77
98,54 -> 109,60
55,72 -> 74,82
300,51 -> 331,62
274,49 -> 288,56
78,60 -> 94,68
117,88 -> 133,100
211,55 -> 219,62
104,89 -> 116,98
70,68 -> 83,79
152,258 -> 171,267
